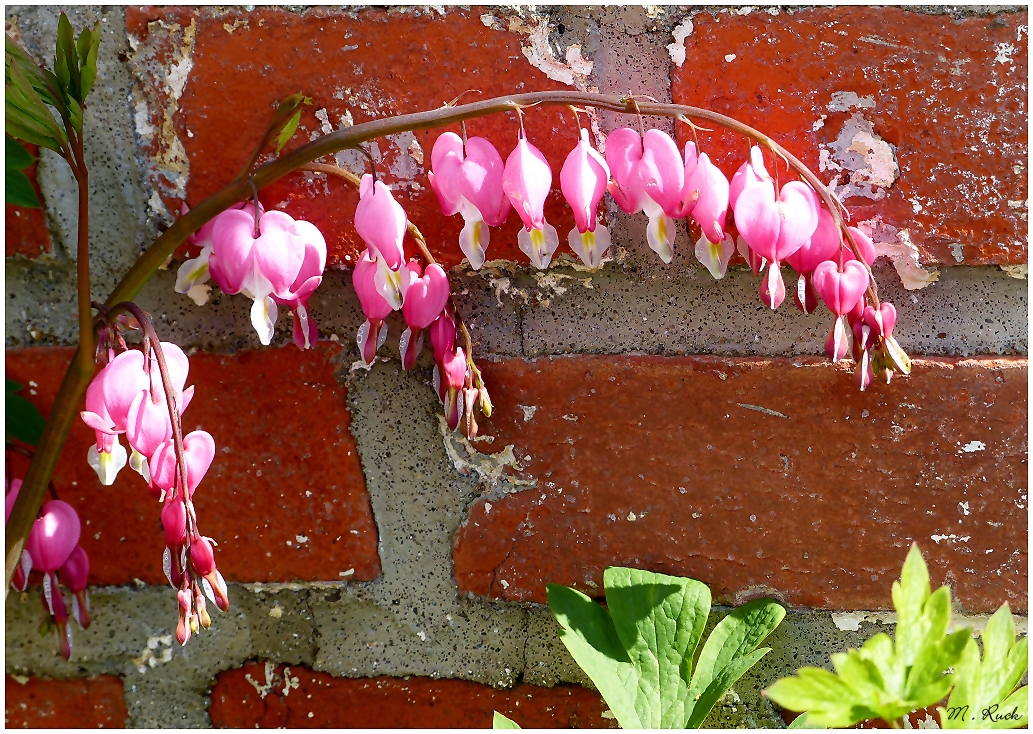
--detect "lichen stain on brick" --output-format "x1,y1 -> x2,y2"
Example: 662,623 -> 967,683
124,6 -> 581,270
453,355 -> 1028,613
671,7 -> 1028,266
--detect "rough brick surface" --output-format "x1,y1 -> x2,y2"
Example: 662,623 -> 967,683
671,7 -> 1028,266
4,674 -> 128,728
126,6 -> 579,269
4,143 -> 52,259
209,663 -> 612,728
4,344 -> 380,585
453,356 -> 1027,613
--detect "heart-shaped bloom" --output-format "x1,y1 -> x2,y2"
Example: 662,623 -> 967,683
728,146 -> 772,209
354,251 -> 393,366
189,535 -> 229,612
211,209 -> 309,345
606,128 -> 684,263
272,219 -> 327,350
355,174 -> 408,308
25,500 -> 80,573
399,262 -> 450,370
560,128 -> 611,269
786,209 -> 841,314
175,201 -> 261,298
58,545 -> 91,629
150,430 -> 217,496
429,133 -> 511,269
430,308 -> 456,363
503,136 -> 560,269
813,260 -> 870,316
734,179 -> 821,266
678,145 -> 730,247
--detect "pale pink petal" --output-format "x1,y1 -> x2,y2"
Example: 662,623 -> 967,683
604,128 -> 645,214
503,137 -> 552,231
460,136 -> 511,227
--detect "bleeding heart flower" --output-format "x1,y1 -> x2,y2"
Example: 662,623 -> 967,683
354,250 -> 393,366
355,174 -> 409,308
503,135 -> 559,269
436,347 -> 468,431
761,262 -> 787,310
734,179 -> 820,266
430,308 -> 457,364
430,133 -> 512,269
844,226 -> 878,266
786,209 -> 841,314
399,262 -> 450,370
58,545 -> 90,629
728,146 -> 772,210
25,500 -> 80,573
680,149 -> 730,246
272,219 -> 327,350
189,535 -> 229,612
695,232 -> 735,280
176,201 -> 260,298
149,430 -> 217,496
560,127 -> 611,269
813,260 -> 870,316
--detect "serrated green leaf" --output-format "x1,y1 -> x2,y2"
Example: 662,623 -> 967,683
906,628 -> 968,698
893,544 -> 933,662
6,391 -> 46,445
690,598 -> 785,699
6,136 -> 36,169
492,711 -> 521,729
857,633 -> 904,697
7,167 -> 41,207
832,648 -> 885,698
765,667 -> 875,728
274,108 -> 303,153
547,582 -> 640,729
604,567 -> 711,728
686,647 -> 770,728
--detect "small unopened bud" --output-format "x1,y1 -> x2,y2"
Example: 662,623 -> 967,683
478,386 -> 492,417
162,500 -> 188,549
190,536 -> 216,576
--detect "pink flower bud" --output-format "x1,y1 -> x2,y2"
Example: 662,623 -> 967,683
26,500 -> 80,572
190,536 -> 216,577
430,310 -> 457,364
162,500 -> 188,548
58,545 -> 91,629
402,263 -> 450,331
504,136 -> 560,269
682,152 -> 730,244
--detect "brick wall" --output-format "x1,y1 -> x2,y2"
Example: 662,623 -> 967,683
4,5 -> 1027,728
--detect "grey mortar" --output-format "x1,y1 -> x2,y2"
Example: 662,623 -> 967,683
5,4 -> 1029,729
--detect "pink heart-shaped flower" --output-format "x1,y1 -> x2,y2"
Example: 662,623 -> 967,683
812,260 -> 870,316
402,263 -> 450,331
26,500 -> 81,572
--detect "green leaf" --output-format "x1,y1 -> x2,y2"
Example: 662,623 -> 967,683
76,26 -> 91,62
6,167 -> 40,207
5,105 -> 61,152
56,13 -> 81,99
765,667 -> 876,729
893,544 -> 934,663
547,582 -> 640,729
603,566 -> 711,728
906,628 -> 968,698
686,647 -> 770,728
7,61 -> 66,146
787,712 -> 826,729
6,135 -> 35,168
690,598 -> 785,697
6,385 -> 45,446
79,26 -> 100,101
274,108 -> 303,153
66,96 -> 83,131
7,378 -> 24,392
492,711 -> 521,729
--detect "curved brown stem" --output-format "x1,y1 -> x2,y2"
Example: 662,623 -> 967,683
6,89 -> 883,589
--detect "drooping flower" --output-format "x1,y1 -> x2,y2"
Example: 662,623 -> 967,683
175,201 -> 261,299
785,208 -> 841,314
436,347 -> 468,431
606,128 -> 684,263
189,535 -> 229,613
734,173 -> 820,309
429,133 -> 511,269
149,430 -> 217,497
679,142 -> 733,278
560,128 -> 611,269
399,261 -> 450,370
813,260 -> 870,362
272,219 -> 327,350
353,250 -> 394,366
58,545 -> 91,629
210,208 -> 310,345
354,174 -> 408,308
503,134 -> 560,269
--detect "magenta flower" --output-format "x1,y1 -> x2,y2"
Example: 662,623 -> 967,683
785,208 -> 840,314
503,135 -> 560,269
189,535 -> 229,613
560,128 -> 611,269
354,174 -> 408,308
175,201 -> 261,298
58,545 -> 91,629
683,151 -> 730,250
272,218 -> 327,350
354,250 -> 394,366
430,308 -> 457,363
813,260 -> 870,363
429,133 -> 511,269
399,262 -> 450,370
436,347 -> 468,431
606,128 -> 683,263
728,146 -> 772,210
25,499 -> 80,581
149,430 -> 217,497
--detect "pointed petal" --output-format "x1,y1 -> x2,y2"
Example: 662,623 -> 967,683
646,213 -> 676,264
458,216 -> 490,270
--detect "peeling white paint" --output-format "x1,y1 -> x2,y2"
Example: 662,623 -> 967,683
834,611 -> 1028,635
931,533 -> 970,544
1001,264 -> 1027,279
994,41 -> 1017,66
518,405 -> 537,422
823,113 -> 899,201
667,18 -> 695,67
827,91 -> 875,113
439,416 -> 533,490
858,219 -> 940,290
130,634 -> 175,673
314,108 -> 334,135
961,440 -> 986,453
507,15 -> 592,88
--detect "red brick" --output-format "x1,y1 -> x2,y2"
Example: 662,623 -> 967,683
209,663 -> 611,729
5,143 -> 53,259
126,7 -> 580,269
5,674 -> 127,728
671,7 -> 1027,266
4,345 -> 380,585
453,356 -> 1027,613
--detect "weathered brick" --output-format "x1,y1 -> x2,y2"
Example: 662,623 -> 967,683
209,663 -> 611,728
4,674 -> 128,728
453,356 -> 1027,613
5,143 -> 52,259
126,6 -> 579,269
5,344 -> 380,585
671,7 -> 1027,266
